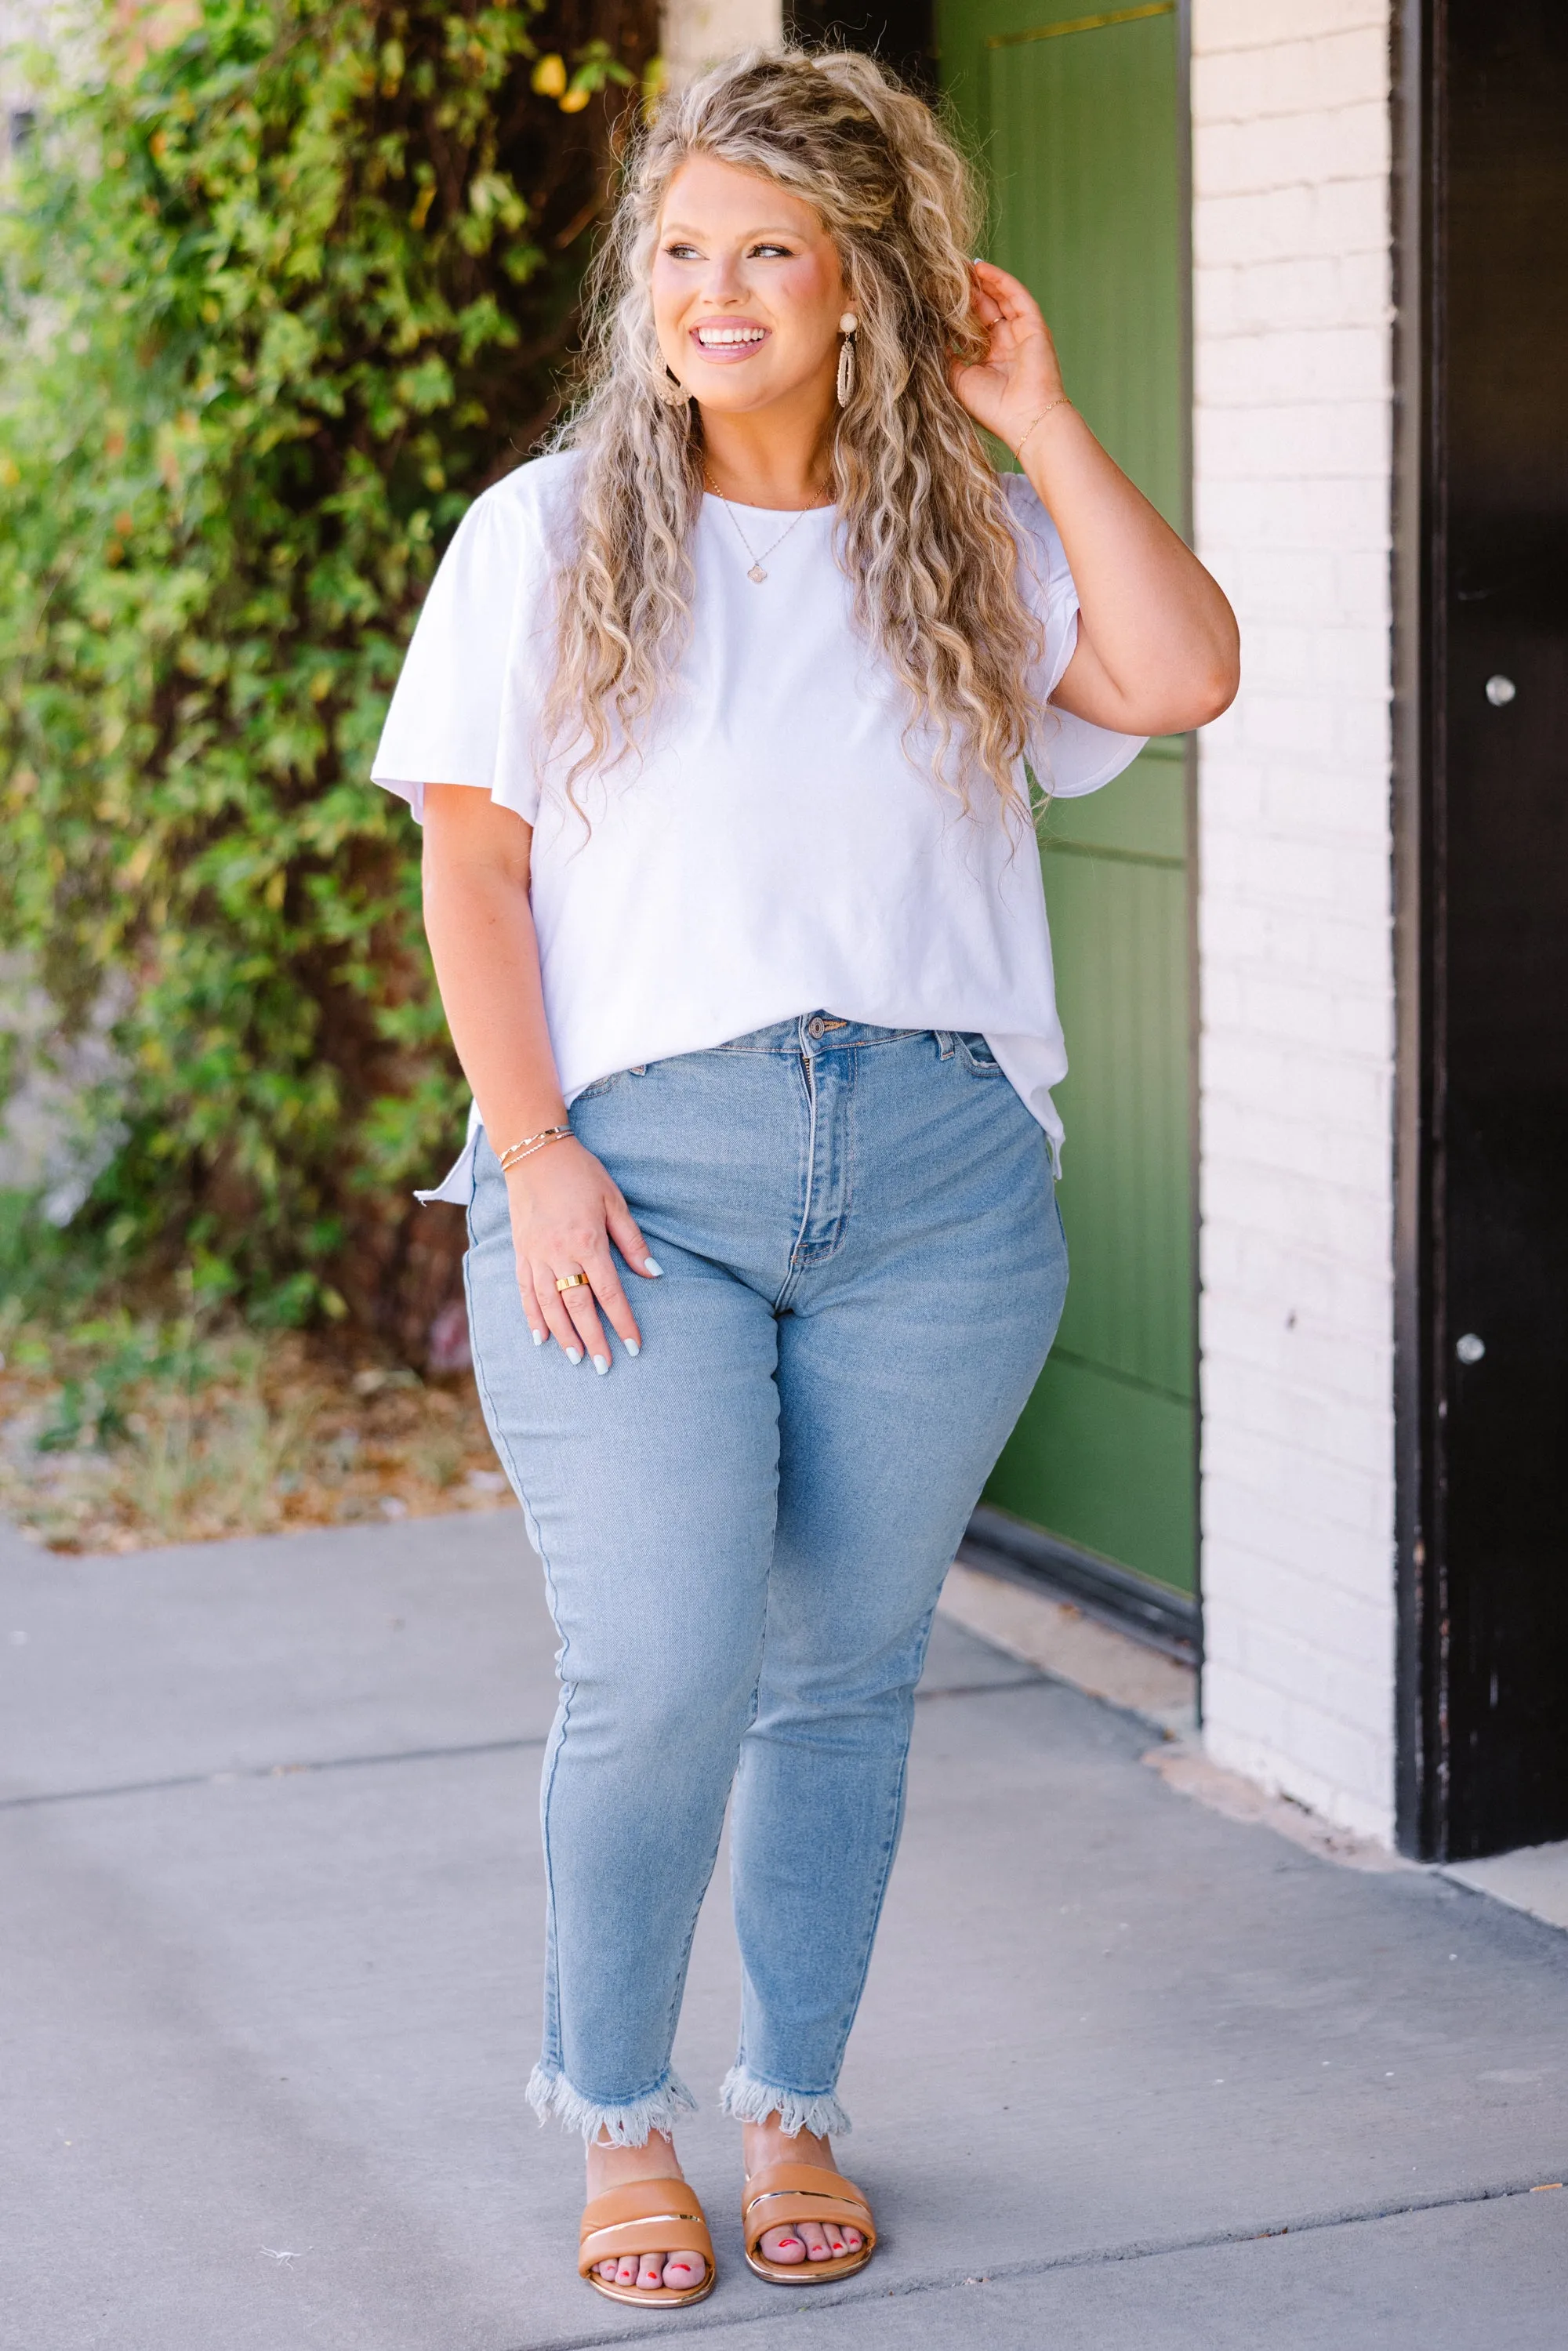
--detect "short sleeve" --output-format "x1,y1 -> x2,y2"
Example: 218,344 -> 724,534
1000,470 -> 1146,800
370,470 -> 543,825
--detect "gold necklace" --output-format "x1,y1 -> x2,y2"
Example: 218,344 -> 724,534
704,473 -> 830,582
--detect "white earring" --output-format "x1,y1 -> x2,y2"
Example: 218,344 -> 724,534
837,311 -> 858,409
655,366 -> 691,409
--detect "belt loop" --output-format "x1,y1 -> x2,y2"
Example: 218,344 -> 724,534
935,1031 -> 955,1061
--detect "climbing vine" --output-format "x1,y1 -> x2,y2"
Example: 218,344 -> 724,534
0,0 -> 656,1339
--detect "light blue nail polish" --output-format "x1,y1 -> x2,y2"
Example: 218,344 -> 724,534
565,1346 -> 583,1365
625,1338 -> 641,1357
592,1355 -> 609,1376
532,1328 -> 545,1347
643,1257 -> 663,1277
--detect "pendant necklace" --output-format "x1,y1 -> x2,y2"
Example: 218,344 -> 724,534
705,473 -> 829,582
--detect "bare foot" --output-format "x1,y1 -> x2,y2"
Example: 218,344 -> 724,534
585,2128 -> 707,2294
743,2115 -> 866,2269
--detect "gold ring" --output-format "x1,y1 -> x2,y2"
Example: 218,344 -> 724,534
555,1272 -> 590,1293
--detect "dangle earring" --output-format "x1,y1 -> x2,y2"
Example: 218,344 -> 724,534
655,365 -> 691,408
836,311 -> 858,408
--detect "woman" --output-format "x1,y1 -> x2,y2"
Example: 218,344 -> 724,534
373,46 -> 1236,2310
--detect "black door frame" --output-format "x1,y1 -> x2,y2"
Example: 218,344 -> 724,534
1392,0 -> 1568,1860
785,0 -> 938,91
1390,0 -> 1437,1862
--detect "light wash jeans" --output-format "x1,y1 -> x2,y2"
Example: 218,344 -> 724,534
462,1016 -> 1068,2145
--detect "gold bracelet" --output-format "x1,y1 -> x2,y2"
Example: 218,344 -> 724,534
497,1123 -> 572,1174
1014,396 -> 1072,467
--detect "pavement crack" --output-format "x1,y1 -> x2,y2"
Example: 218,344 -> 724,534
914,1674 -> 1049,1703
0,1732 -> 548,1812
0,1680 -> 1049,1813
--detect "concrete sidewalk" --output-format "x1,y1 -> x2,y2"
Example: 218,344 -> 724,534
1,1511 -> 1564,2350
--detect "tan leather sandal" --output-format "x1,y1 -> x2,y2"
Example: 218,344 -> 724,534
742,2160 -> 877,2286
578,2177 -> 716,2309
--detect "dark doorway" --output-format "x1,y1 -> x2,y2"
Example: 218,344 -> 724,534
1402,0 -> 1568,1858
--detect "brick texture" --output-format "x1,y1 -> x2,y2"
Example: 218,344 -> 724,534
1192,0 -> 1397,1841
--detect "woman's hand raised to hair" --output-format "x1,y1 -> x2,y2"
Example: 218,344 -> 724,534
949,259 -> 1240,736
504,1138 -> 659,1373
949,260 -> 1067,457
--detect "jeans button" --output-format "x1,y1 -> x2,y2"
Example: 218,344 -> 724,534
808,1017 -> 826,1039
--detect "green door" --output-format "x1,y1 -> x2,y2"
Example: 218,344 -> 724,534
938,0 -> 1196,1598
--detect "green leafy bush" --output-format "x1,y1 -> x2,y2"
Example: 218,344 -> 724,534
0,0 -> 655,1344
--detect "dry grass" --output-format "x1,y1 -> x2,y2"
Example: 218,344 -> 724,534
0,1306 -> 515,1555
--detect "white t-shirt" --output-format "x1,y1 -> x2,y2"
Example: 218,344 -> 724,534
372,450 -> 1142,1188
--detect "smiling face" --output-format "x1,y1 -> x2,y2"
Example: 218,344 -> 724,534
652,154 -> 848,419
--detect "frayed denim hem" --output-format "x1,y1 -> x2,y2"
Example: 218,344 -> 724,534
719,2065 -> 851,2139
527,2062 -> 698,2146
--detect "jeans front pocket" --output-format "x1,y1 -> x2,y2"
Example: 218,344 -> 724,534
955,1032 -> 1002,1075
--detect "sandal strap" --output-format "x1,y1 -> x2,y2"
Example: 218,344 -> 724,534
742,2161 -> 875,2255
579,2178 -> 713,2277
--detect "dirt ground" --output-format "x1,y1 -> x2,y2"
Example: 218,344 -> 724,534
0,1308 -> 514,1555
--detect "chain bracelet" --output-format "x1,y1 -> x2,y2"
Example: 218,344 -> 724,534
1014,396 -> 1073,468
497,1123 -> 572,1174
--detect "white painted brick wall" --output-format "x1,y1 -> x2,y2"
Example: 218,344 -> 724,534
1192,0 -> 1397,1841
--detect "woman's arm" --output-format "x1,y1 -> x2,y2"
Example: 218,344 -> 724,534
952,260 -> 1240,738
421,783 -> 659,1369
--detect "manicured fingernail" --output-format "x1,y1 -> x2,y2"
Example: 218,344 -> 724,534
625,1338 -> 641,1356
565,1346 -> 582,1365
642,1257 -> 663,1277
532,1327 -> 544,1347
592,1354 -> 609,1376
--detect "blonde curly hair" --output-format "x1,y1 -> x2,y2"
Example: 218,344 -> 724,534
543,45 -> 1045,821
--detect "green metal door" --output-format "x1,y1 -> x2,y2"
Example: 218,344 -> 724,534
938,0 -> 1196,1598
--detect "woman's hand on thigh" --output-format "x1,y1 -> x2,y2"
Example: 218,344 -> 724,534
504,1141 -> 659,1367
